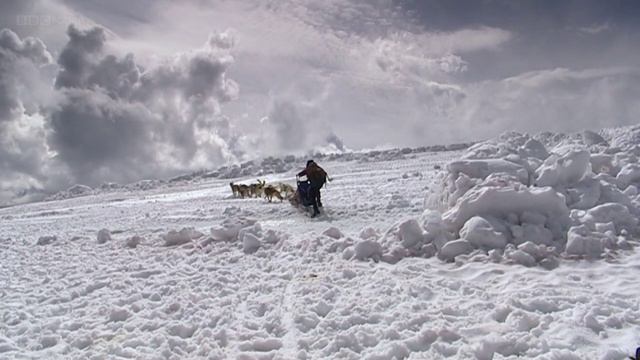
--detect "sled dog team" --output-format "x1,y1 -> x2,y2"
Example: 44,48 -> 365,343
229,180 -> 295,202
229,160 -> 329,217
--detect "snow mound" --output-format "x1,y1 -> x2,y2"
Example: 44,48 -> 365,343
323,227 -> 344,239
162,227 -> 204,246
125,235 -> 143,248
431,130 -> 640,262
442,183 -> 571,238
354,239 -> 382,261
108,307 -> 130,322
210,217 -> 257,242
97,229 -> 112,244
205,213 -> 287,254
348,218 -> 438,263
408,130 -> 640,266
36,235 -> 57,246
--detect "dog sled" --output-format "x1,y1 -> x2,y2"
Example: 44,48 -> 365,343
296,176 -> 314,207
290,175 -> 320,217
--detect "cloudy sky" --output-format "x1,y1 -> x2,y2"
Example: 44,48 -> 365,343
1,0 -> 640,205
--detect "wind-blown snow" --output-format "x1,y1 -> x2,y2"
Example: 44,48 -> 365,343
1,128 -> 640,359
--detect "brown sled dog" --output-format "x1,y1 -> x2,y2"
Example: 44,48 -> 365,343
238,184 -> 250,198
263,185 -> 283,202
249,180 -> 266,198
229,182 -> 240,197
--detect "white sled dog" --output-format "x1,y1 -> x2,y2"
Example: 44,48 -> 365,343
277,183 -> 295,197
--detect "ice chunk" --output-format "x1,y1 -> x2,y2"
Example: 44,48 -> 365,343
616,163 -> 640,189
109,307 -> 130,322
581,202 -> 637,233
398,219 -> 425,248
522,138 -> 549,160
39,335 -> 59,349
322,227 -> 344,239
565,225 -> 605,257
517,241 -> 544,261
97,229 -> 111,244
262,229 -> 283,244
125,235 -> 142,248
506,250 -> 536,267
242,233 -> 261,254
566,178 -> 601,210
581,130 -> 607,146
36,235 -> 57,246
354,240 -> 382,261
163,227 -> 202,246
238,223 -> 262,243
448,159 -> 529,184
438,239 -> 473,261
71,334 -> 93,349
420,210 -> 453,246
520,211 -> 546,225
460,216 -> 508,249
442,185 -> 570,238
590,153 -> 614,175
359,227 -> 380,240
511,223 -> 554,246
535,149 -> 591,187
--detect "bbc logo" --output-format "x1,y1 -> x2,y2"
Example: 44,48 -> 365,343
16,15 -> 53,27
16,14 -> 91,27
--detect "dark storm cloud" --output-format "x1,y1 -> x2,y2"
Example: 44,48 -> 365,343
55,25 -> 106,88
87,54 -> 140,99
47,25 -> 154,185
396,0 -> 640,31
396,0 -> 640,81
0,23 -> 244,205
45,25 -> 242,186
54,25 -> 140,98
47,89 -> 156,184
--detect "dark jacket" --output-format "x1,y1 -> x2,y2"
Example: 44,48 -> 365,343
298,163 -> 327,187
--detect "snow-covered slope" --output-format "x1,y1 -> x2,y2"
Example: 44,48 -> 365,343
1,131 -> 640,359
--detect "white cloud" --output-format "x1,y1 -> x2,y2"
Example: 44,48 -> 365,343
456,67 -> 640,141
579,22 -> 611,35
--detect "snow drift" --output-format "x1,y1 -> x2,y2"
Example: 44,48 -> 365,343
350,126 -> 640,266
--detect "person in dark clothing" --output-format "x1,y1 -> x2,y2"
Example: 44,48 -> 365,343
297,160 -> 328,217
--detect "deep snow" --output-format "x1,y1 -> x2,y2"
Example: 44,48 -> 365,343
2,129 -> 640,359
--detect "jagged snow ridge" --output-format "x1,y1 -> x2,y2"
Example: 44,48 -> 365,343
347,126 -> 640,268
